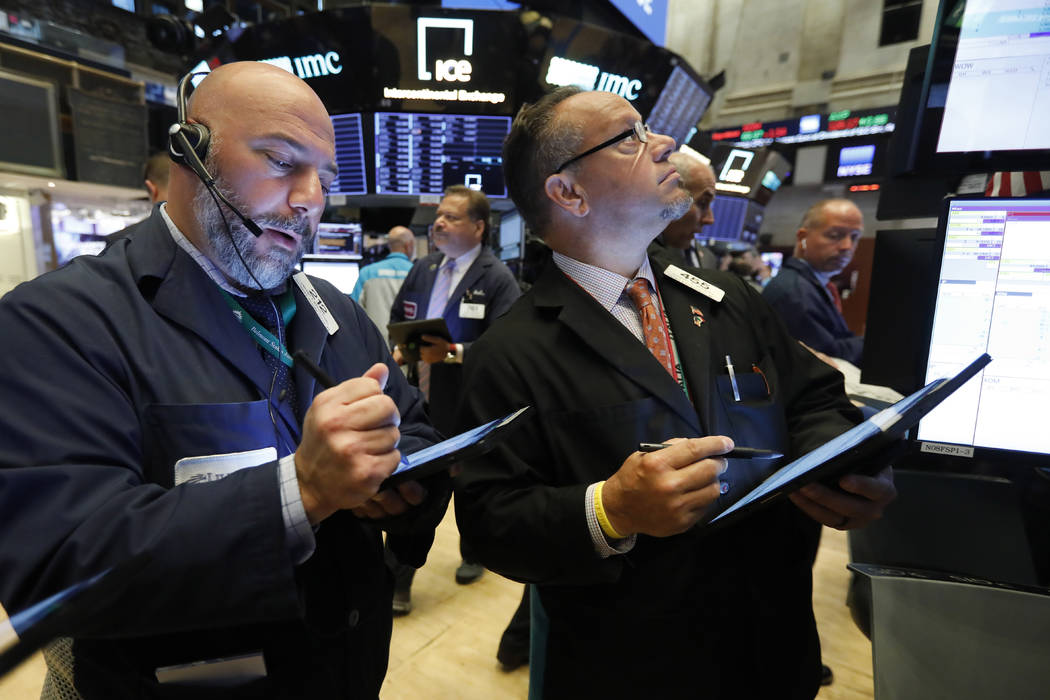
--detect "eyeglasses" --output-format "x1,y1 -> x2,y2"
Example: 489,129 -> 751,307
553,120 -> 651,174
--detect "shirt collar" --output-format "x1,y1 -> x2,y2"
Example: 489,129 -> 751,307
440,243 -> 483,272
797,256 -> 836,286
551,250 -> 657,312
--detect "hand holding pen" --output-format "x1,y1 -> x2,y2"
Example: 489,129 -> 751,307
600,436 -> 733,538
290,351 -> 416,524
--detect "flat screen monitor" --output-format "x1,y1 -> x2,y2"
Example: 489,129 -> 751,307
300,256 -> 361,295
329,113 -> 367,196
701,195 -> 763,243
917,197 -> 1050,457
760,251 -> 783,277
497,209 -> 524,261
646,63 -> 713,148
374,112 -> 510,197
894,0 -> 1050,175
314,222 -> 363,257
936,2 -> 1050,155
0,69 -> 63,178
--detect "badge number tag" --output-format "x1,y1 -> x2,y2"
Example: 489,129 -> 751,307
293,271 -> 339,335
664,265 -> 725,303
459,301 -> 485,319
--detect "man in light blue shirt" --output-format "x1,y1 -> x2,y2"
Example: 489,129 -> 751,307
351,225 -> 415,332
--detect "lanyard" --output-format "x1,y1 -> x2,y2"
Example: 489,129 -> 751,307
219,289 -> 297,367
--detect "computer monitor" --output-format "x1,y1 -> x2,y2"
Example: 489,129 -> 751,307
314,222 -> 363,257
892,0 -> 1050,175
759,251 -> 783,277
374,112 -> 510,197
917,197 -> 1050,458
299,256 -> 361,295
497,209 -> 524,261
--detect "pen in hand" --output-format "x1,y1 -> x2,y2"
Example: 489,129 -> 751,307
637,443 -> 782,460
292,349 -> 335,389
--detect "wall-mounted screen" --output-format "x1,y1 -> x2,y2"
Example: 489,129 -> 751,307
0,69 -> 64,178
300,256 -> 361,295
836,144 -> 876,178
329,113 -> 368,196
824,139 -> 884,182
374,112 -> 510,197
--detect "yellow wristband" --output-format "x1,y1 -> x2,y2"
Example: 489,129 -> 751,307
594,481 -> 626,540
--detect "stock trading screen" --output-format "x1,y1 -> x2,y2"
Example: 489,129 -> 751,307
374,112 -> 510,197
329,113 -> 368,196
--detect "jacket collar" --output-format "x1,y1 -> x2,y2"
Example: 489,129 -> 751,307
532,259 -> 704,434
127,210 -> 327,437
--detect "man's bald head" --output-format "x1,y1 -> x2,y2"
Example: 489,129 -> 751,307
387,226 -> 415,257
166,61 -> 338,292
186,62 -> 335,147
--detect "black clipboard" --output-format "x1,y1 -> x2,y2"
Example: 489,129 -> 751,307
706,353 -> 992,530
382,407 -> 532,489
387,319 -> 452,364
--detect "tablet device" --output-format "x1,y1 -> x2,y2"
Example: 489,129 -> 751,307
706,353 -> 992,530
381,406 -> 532,489
387,319 -> 452,364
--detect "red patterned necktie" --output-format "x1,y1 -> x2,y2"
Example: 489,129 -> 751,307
825,280 -> 844,314
626,278 -> 676,379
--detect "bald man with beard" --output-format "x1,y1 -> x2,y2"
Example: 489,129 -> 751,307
0,62 -> 448,699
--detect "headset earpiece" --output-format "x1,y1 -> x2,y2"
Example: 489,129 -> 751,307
167,70 -> 263,239
168,121 -> 211,168
168,71 -> 212,168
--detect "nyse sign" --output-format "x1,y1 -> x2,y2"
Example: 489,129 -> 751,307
545,56 -> 643,101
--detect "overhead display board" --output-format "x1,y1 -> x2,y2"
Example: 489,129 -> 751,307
188,6 -> 708,195
374,112 -> 510,197
707,107 -> 897,148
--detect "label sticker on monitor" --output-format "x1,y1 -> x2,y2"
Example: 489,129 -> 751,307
920,442 -> 974,458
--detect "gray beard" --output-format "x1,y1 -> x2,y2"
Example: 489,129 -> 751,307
660,186 -> 694,222
191,172 -> 315,291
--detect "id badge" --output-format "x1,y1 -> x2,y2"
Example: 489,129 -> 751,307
459,301 -> 485,319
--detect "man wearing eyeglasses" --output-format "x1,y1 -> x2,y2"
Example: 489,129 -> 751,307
452,87 -> 896,698
388,184 -> 520,604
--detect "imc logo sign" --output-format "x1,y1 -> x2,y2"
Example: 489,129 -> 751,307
546,56 -> 643,100
417,17 -> 475,83
260,52 -> 342,79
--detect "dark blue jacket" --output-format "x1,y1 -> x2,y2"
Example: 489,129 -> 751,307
763,256 -> 865,366
0,210 -> 446,698
390,248 -> 520,434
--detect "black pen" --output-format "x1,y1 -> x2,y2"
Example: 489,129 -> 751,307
638,443 -> 782,460
292,349 -> 336,389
